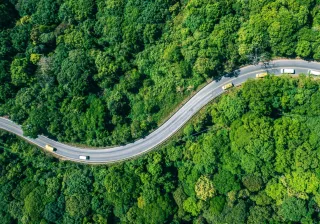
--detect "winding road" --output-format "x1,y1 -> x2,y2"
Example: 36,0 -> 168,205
1,59 -> 320,164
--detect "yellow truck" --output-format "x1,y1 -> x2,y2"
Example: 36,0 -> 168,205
222,82 -> 233,90
256,73 -> 268,78
45,144 -> 56,152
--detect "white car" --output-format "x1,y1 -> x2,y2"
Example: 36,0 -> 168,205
79,155 -> 90,160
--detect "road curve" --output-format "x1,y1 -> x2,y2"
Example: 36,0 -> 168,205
1,59 -> 320,164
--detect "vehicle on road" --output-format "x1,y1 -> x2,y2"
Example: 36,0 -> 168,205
308,70 -> 320,76
79,155 -> 90,160
281,68 -> 295,74
222,83 -> 233,90
256,73 -> 268,78
45,144 -> 56,152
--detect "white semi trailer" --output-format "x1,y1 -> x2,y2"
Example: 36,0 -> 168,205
281,69 -> 295,74
308,70 -> 320,76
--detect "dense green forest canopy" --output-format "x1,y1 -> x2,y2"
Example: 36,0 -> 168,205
2,75 -> 320,223
0,0 -> 320,145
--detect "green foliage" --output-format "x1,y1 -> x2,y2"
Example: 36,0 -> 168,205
10,58 -> 32,86
211,93 -> 246,126
183,197 -> 202,216
1,0 -> 320,222
1,0 -> 319,147
23,187 -> 45,222
213,169 -> 240,195
195,175 -> 215,201
0,1 -> 18,28
278,197 -> 307,222
2,76 -> 320,222
242,175 -> 262,192
65,194 -> 90,218
57,50 -> 95,96
203,195 -> 226,220
59,0 -> 95,22
247,206 -> 271,224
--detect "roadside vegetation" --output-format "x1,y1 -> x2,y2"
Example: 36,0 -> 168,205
2,75 -> 320,223
1,0 -> 320,146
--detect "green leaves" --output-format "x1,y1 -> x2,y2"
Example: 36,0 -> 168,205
3,0 -> 320,148
183,197 -> 202,216
10,58 -> 32,86
213,169 -> 240,195
23,187 -> 45,222
211,92 -> 246,126
2,0 -> 320,223
195,175 -> 215,201
278,197 -> 307,222
57,50 -> 95,96
242,175 -> 262,192
58,0 -> 95,22
3,75 -> 320,223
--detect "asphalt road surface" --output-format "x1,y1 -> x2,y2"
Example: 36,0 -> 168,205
1,59 -> 320,164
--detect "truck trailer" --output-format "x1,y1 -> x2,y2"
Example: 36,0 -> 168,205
280,69 -> 295,74
308,70 -> 320,76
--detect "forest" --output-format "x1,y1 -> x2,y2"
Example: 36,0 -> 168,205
0,0 -> 320,145
2,0 -> 320,223
2,75 -> 320,223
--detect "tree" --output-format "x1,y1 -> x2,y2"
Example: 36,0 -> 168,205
195,175 -> 215,201
296,40 -> 312,58
33,0 -> 59,25
63,169 -> 92,195
127,196 -> 174,224
22,106 -> 49,138
213,169 -> 240,195
221,200 -> 247,224
58,0 -> 95,22
65,194 -> 90,218
183,197 -> 202,216
278,197 -> 307,222
203,196 -> 226,221
247,206 -> 271,224
10,23 -> 31,52
0,1 -> 18,28
57,50 -> 96,96
24,188 -> 45,222
242,175 -> 262,192
10,58 -> 32,86
211,93 -> 246,126
107,91 -> 130,117
104,167 -> 139,207
43,201 -> 63,223
0,60 -> 13,103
